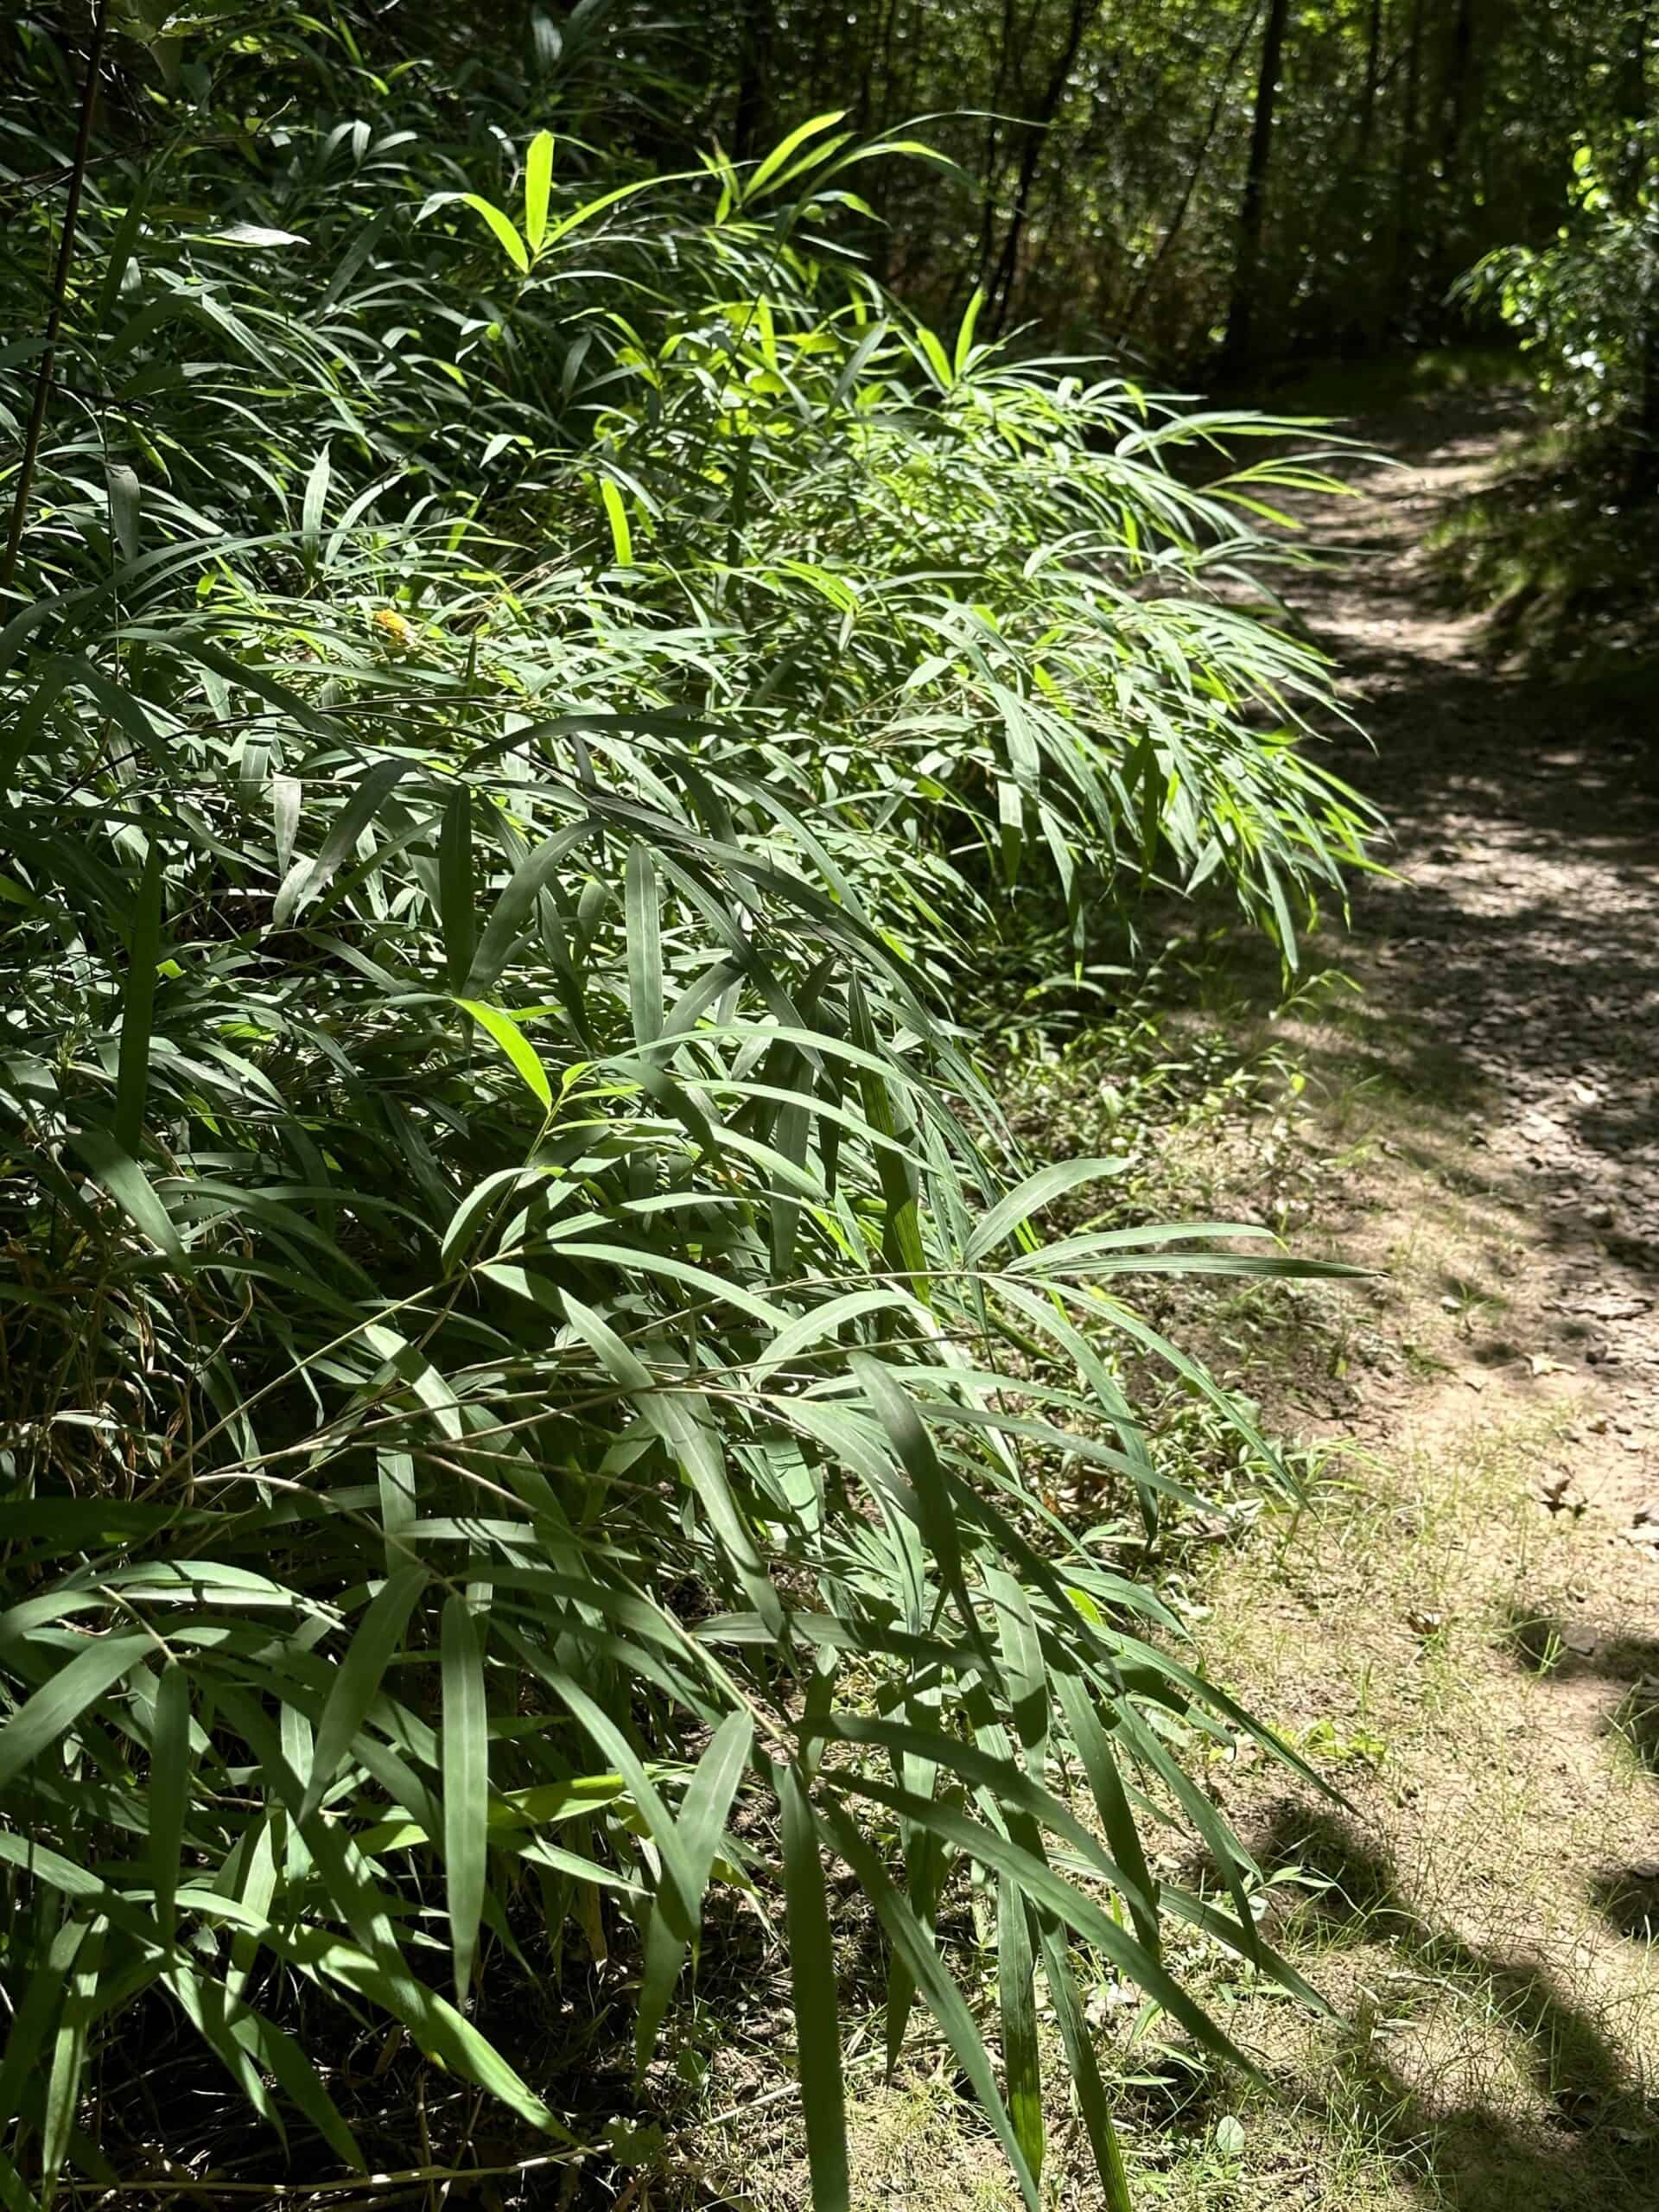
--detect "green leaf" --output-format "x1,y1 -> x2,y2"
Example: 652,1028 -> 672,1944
1039,1928 -> 1133,2212
634,1710 -> 752,2074
302,1567 -> 428,1822
745,112 -> 849,200
458,193 -> 530,273
301,444 -> 331,575
953,288 -> 987,378
465,821 -> 592,997
559,1291 -> 784,1633
454,996 -> 553,1115
524,130 -> 556,252
780,1763 -> 849,2212
625,840 -> 663,1048
600,477 -> 634,567
149,1664 -> 191,1948
113,836 -> 164,1157
822,1803 -> 1039,2212
847,1353 -> 968,1626
438,786 -> 475,992
963,1157 -> 1128,1266
273,758 -> 409,928
43,1919 -> 104,2194
107,462 -> 142,563
997,1876 -> 1044,2183
442,1596 -> 489,2002
0,1636 -> 151,1790
280,1926 -> 566,2134
70,1128 -> 188,1267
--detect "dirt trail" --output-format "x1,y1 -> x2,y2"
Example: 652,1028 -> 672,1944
696,403 -> 1659,2212
1172,401 -> 1659,2210
1309,403 -> 1659,1414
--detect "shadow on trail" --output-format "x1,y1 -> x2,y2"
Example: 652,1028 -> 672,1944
1500,1607 -> 1659,1945
1261,398 -> 1659,1378
1255,1801 -> 1659,2212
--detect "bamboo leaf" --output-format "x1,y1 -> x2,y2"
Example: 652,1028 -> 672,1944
149,1664 -> 191,1948
963,1157 -> 1128,1266
113,836 -> 164,1157
438,786 -> 475,992
780,1762 -> 849,2212
625,840 -> 663,1047
0,1637 -> 152,1789
442,1596 -> 489,2002
997,1875 -> 1044,2183
303,1566 -> 428,1822
600,477 -> 634,567
454,996 -> 553,1114
524,130 -> 556,251
457,193 -> 530,272
302,444 -> 330,575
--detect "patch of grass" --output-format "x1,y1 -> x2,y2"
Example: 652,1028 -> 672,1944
1261,345 -> 1534,424
1426,427 -> 1659,679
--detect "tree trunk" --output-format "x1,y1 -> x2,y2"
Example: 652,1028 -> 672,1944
3,0 -> 111,593
1621,3 -> 1659,480
1357,0 -> 1384,168
984,0 -> 1103,331
976,0 -> 1023,280
1122,0 -> 1262,338
732,0 -> 773,162
1382,0 -> 1427,336
1220,0 -> 1290,374
1426,0 -> 1480,294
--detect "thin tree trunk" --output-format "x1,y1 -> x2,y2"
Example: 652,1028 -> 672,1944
732,0 -> 773,162
1440,0 -> 1476,180
1357,0 -> 1384,168
976,0 -> 1024,279
1122,0 -> 1262,338
1427,0 -> 1479,290
2,0 -> 111,594
1220,0 -> 1290,374
1382,0 -> 1427,337
984,0 -> 1103,331
1619,3 -> 1659,476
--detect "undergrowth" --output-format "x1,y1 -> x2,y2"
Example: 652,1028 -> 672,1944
0,8 -> 1376,2207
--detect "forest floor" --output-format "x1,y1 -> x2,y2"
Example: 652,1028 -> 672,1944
1106,388 -> 1659,2212
690,391 -> 1659,2210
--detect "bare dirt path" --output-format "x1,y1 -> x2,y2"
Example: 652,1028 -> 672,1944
1166,400 -> 1659,2211
695,402 -> 1659,2212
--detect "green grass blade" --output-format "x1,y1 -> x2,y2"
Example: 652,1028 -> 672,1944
780,1762 -> 849,2212
112,836 -> 164,1158
625,840 -> 663,1047
149,1663 -> 191,1949
302,1566 -> 427,1822
0,1637 -> 152,1790
997,1875 -> 1045,2183
441,1596 -> 489,2002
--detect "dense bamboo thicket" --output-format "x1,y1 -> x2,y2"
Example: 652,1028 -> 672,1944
8,2 -> 1645,2206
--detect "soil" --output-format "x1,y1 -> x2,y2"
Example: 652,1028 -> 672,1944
1154,396 -> 1659,2211
692,394 -> 1659,2212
